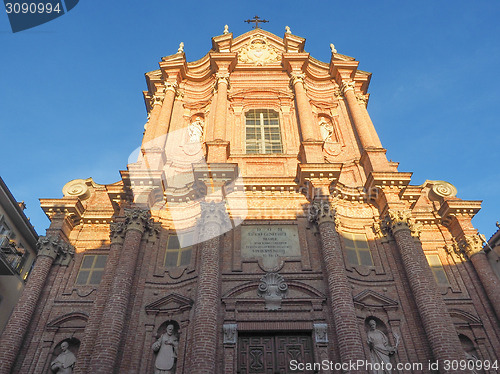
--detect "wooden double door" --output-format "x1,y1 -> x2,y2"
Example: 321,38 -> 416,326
238,333 -> 314,374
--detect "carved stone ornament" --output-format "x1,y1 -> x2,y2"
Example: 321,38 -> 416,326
110,221 -> 126,244
124,208 -> 151,233
330,43 -> 337,54
152,94 -> 163,106
308,200 -> 338,227
290,72 -> 305,86
223,323 -> 238,344
238,35 -> 281,65
198,201 -> 231,241
313,323 -> 329,343
178,41 -> 184,53
223,24 -> 229,34
164,81 -> 178,93
62,179 -> 91,200
383,209 -> 414,235
285,25 -> 291,34
257,272 -> 288,310
215,72 -> 230,88
37,236 -> 75,266
458,234 -> 484,258
356,93 -> 369,106
341,80 -> 355,95
430,180 -> 458,198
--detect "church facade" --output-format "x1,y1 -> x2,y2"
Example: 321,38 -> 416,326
0,27 -> 499,374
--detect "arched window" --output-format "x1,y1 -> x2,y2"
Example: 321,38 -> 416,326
245,109 -> 283,154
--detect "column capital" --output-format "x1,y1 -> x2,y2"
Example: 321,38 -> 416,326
340,80 -> 356,95
458,234 -> 484,258
308,200 -> 339,227
290,72 -> 305,86
109,221 -> 126,245
383,209 -> 414,235
198,201 -> 231,240
37,235 -> 75,265
124,208 -> 151,234
164,80 -> 178,94
215,72 -> 230,87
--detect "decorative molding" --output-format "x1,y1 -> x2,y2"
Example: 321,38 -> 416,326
430,180 -> 457,198
124,208 -> 151,233
257,272 -> 288,310
313,323 -> 328,343
37,236 -> 75,266
223,323 -> 238,344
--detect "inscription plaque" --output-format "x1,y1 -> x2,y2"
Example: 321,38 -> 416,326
241,225 -> 300,269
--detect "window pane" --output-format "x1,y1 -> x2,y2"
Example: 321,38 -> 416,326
358,250 -> 373,266
434,269 -> 449,285
81,256 -> 94,269
168,235 -> 180,249
343,238 -> 355,250
346,249 -> 358,265
95,255 -> 107,269
76,271 -> 90,284
89,270 -> 104,284
180,248 -> 192,266
246,109 -> 282,154
165,251 -> 178,267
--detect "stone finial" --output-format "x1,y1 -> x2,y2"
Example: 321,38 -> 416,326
257,272 -> 288,310
496,221 -> 500,229
285,25 -> 291,34
178,42 -> 184,53
314,323 -> 329,343
308,200 -> 337,226
223,24 -> 229,34
37,236 -> 75,265
458,234 -> 484,258
223,323 -> 237,344
124,208 -> 151,233
330,43 -> 337,54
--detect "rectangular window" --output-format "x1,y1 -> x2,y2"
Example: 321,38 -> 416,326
76,254 -> 107,285
426,254 -> 449,285
342,232 -> 373,266
245,109 -> 283,154
165,233 -> 193,268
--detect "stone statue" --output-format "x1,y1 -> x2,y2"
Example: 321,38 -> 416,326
319,118 -> 334,142
152,324 -> 178,374
330,43 -> 337,54
285,26 -> 291,34
187,117 -> 204,143
178,42 -> 184,53
223,25 -> 229,34
366,320 -> 397,374
50,341 -> 76,374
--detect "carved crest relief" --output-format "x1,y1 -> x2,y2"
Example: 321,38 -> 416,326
238,36 -> 281,65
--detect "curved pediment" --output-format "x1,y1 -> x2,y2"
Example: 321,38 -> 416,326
222,280 -> 325,300
46,312 -> 88,331
449,309 -> 482,326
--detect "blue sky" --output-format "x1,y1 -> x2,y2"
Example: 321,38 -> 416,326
1,1 -> 499,239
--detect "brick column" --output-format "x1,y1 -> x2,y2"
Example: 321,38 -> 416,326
0,236 -> 74,374
308,200 -> 366,371
341,81 -> 381,149
152,81 -> 177,148
73,221 -> 126,374
459,234 -> 500,321
384,210 -> 466,373
88,209 -> 150,374
207,74 -> 230,163
141,96 -> 163,147
191,201 -> 229,373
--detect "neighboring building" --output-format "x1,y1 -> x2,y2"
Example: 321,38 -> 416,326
486,222 -> 500,279
1,27 -> 499,374
0,177 -> 38,333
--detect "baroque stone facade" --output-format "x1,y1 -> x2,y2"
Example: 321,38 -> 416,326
0,27 -> 499,374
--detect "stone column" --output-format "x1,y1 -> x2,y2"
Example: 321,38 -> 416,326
152,81 -> 178,148
0,236 -> 74,374
384,210 -> 466,373
341,81 -> 381,149
190,201 -> 229,373
73,221 -> 126,374
207,74 -> 230,163
308,200 -> 366,370
88,209 -> 150,374
459,234 -> 500,321
141,95 -> 164,148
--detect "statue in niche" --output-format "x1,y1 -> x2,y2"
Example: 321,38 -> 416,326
50,341 -> 76,374
319,118 -> 334,143
366,319 -> 399,374
187,117 -> 204,143
152,324 -> 178,374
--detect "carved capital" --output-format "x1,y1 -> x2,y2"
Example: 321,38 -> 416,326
151,94 -> 163,106
290,72 -> 305,86
223,323 -> 238,344
37,236 -> 75,266
341,80 -> 355,95
313,323 -> 329,343
198,201 -> 231,240
356,93 -> 369,106
215,72 -> 230,86
164,81 -> 178,94
308,200 -> 338,227
257,272 -> 288,310
458,234 -> 484,258
124,208 -> 151,233
384,209 -> 413,235
110,221 -> 126,244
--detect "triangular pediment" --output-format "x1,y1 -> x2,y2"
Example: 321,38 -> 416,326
145,293 -> 194,315
353,290 -> 399,310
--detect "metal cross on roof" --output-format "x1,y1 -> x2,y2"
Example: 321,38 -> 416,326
244,15 -> 269,29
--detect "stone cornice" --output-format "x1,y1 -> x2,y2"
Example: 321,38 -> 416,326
438,199 -> 482,225
296,163 -> 342,188
40,197 -> 85,227
365,171 -> 413,191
